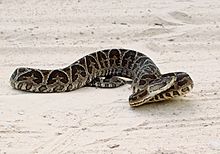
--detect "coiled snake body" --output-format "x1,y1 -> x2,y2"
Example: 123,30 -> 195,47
10,49 -> 193,107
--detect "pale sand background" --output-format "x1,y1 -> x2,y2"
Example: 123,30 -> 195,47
0,0 -> 220,153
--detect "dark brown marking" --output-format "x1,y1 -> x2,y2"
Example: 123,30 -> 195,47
17,72 -> 31,82
90,52 -> 98,61
67,84 -> 73,91
176,72 -> 186,80
17,70 -> 43,84
78,57 -> 86,66
131,57 -> 147,71
149,98 -> 154,102
63,67 -> 71,77
178,79 -> 187,87
54,85 -> 64,92
18,68 -> 27,73
182,87 -> 189,93
47,70 -> 69,85
122,50 -> 136,69
139,79 -> 146,86
137,89 -> 149,100
159,93 -> 164,99
148,64 -> 159,73
97,51 -> 109,68
40,70 -> 50,81
26,84 -> 32,90
71,64 -> 86,82
17,83 -> 23,89
85,55 -> 99,74
39,85 -> 47,92
133,78 -> 138,83
165,92 -> 172,97
32,70 -> 43,84
173,91 -> 180,96
154,95 -> 159,101
169,85 -> 175,90
136,52 -> 144,57
109,49 -> 121,67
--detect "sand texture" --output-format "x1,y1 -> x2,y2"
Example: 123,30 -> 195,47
0,0 -> 220,153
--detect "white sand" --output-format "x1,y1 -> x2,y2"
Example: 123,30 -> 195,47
0,0 -> 220,153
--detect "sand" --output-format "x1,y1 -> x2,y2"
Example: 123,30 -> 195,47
0,0 -> 220,153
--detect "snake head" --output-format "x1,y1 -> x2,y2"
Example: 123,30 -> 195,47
129,76 -> 176,107
129,72 -> 194,107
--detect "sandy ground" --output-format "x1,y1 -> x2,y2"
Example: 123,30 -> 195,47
0,0 -> 220,153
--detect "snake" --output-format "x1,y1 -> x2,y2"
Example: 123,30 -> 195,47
10,49 -> 193,107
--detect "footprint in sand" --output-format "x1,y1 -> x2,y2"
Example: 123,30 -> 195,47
169,11 -> 193,24
140,28 -> 173,37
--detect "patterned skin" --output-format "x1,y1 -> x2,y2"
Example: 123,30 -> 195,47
10,49 -> 193,107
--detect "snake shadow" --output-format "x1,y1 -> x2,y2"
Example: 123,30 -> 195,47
131,97 -> 194,115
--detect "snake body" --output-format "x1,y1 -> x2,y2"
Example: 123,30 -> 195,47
10,49 -> 193,107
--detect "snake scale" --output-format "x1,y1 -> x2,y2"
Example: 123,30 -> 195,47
10,49 -> 193,107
